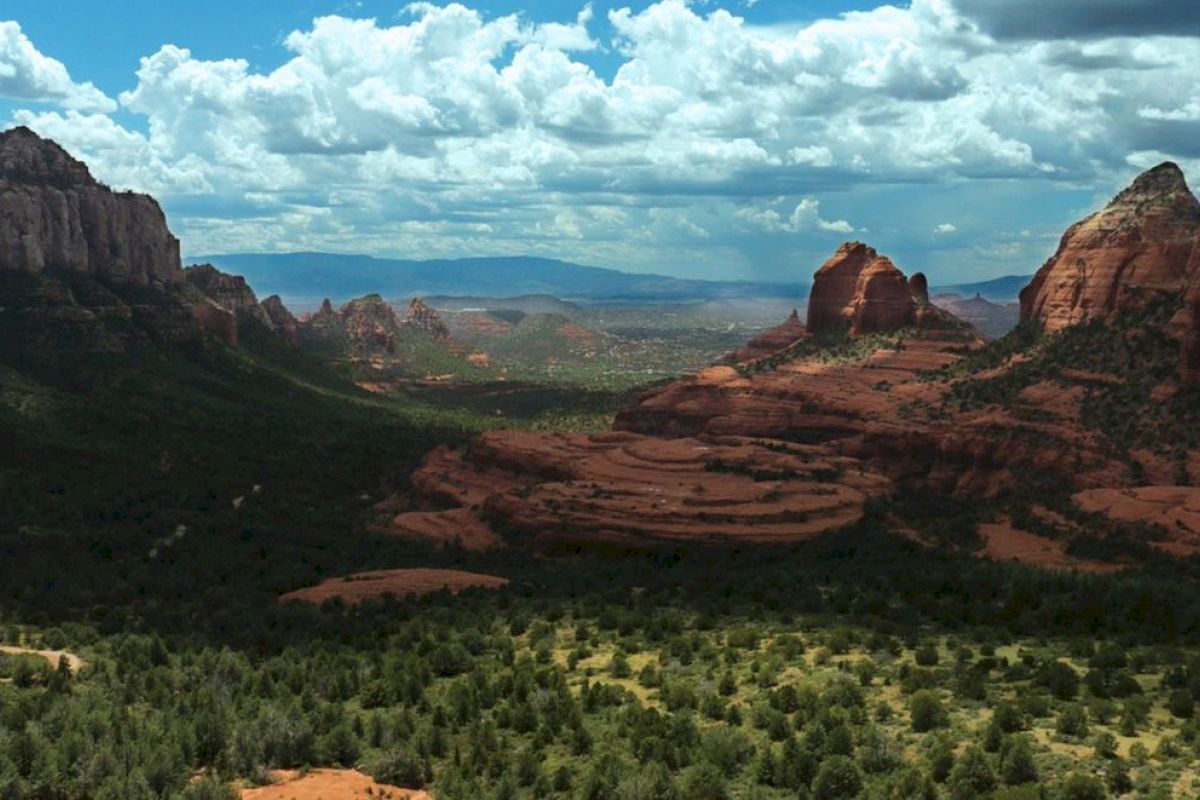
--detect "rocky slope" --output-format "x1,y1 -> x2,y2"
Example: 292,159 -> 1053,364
728,309 -> 806,362
0,127 -> 181,285
1020,162 -> 1200,332
1171,245 -> 1200,383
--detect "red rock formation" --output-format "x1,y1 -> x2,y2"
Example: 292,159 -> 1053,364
729,309 -> 807,363
189,299 -> 238,346
1168,243 -> 1200,382
848,256 -> 917,334
1020,162 -> 1200,332
0,127 -> 181,285
909,273 -> 930,304
184,264 -> 261,314
339,294 -> 403,355
613,329 -> 1126,498
804,243 -> 938,336
806,242 -> 882,333
449,311 -> 514,339
402,297 -> 450,339
388,431 -> 891,547
260,295 -> 300,345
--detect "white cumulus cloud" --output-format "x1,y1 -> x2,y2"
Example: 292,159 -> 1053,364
0,21 -> 114,112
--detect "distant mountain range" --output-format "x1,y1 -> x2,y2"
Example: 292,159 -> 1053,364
932,274 -> 1032,302
190,253 -> 810,309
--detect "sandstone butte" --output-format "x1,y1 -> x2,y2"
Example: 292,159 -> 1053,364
336,293 -> 406,355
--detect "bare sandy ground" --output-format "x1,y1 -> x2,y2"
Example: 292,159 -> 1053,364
241,769 -> 431,800
0,645 -> 83,673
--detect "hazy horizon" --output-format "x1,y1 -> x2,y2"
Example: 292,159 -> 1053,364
3,0 -> 1199,285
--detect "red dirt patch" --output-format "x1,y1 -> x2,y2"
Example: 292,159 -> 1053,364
242,769 -> 430,800
279,568 -> 509,606
979,521 -> 1122,573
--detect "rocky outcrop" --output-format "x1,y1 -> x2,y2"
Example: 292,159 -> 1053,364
189,299 -> 238,347
184,264 -> 262,315
402,297 -> 450,340
729,309 -> 807,363
1178,282 -> 1200,383
260,295 -> 299,345
849,256 -> 918,334
803,243 -> 954,336
339,294 -> 404,355
447,311 -> 514,340
908,273 -> 930,305
184,263 -> 282,346
806,242 -> 887,334
0,127 -> 181,285
1020,162 -> 1200,332
387,431 -> 891,548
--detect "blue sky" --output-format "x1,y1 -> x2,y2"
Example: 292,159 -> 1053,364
2,0 -> 1199,284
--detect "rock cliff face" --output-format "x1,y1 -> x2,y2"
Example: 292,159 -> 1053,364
1020,162 -> 1200,332
260,295 -> 300,345
0,127 -> 181,285
849,256 -> 917,334
805,242 -> 887,334
184,264 -> 262,315
1176,271 -> 1200,383
402,298 -> 450,340
183,263 -> 281,346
